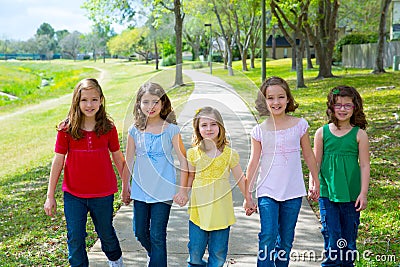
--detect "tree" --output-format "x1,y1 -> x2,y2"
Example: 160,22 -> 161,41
156,0 -> 185,86
304,0 -> 339,79
270,0 -> 310,88
59,31 -> 83,60
231,0 -> 260,71
36,23 -> 55,39
372,0 -> 392,74
211,0 -> 235,76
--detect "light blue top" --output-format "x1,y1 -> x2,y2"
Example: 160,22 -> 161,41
129,123 -> 180,203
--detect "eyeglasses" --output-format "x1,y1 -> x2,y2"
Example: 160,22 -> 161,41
333,103 -> 354,110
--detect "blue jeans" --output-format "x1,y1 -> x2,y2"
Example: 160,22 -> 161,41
319,197 -> 360,267
257,196 -> 302,267
63,192 -> 122,267
187,220 -> 230,267
133,200 -> 172,267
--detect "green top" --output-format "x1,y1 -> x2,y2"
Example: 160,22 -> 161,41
319,124 -> 361,202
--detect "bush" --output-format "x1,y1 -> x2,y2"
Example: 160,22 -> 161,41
161,54 -> 176,66
334,33 -> 379,62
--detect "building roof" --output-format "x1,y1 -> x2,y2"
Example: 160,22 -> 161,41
266,35 -> 299,47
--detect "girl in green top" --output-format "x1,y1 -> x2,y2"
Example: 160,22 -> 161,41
313,86 -> 370,267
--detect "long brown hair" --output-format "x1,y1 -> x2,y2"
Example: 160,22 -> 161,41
192,106 -> 228,151
326,85 -> 367,130
133,82 -> 177,131
255,76 -> 298,116
58,78 -> 113,139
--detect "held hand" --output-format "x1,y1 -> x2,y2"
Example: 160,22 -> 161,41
44,197 -> 57,217
308,187 -> 320,202
308,179 -> 320,202
355,194 -> 368,212
173,192 -> 189,207
121,187 -> 132,206
243,198 -> 257,216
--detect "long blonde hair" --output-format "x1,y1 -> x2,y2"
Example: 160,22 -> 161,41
192,107 -> 228,151
58,78 -> 113,139
133,82 -> 177,131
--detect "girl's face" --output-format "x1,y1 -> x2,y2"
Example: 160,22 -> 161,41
79,88 -> 101,119
333,96 -> 354,123
265,85 -> 288,116
198,115 -> 220,142
140,93 -> 163,119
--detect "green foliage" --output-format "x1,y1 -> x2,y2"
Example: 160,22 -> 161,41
162,42 -> 176,57
334,33 -> 379,62
161,54 -> 176,66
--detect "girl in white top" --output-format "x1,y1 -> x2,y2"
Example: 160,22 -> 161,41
244,77 -> 319,267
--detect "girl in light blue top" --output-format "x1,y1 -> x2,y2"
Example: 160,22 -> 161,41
122,82 -> 188,267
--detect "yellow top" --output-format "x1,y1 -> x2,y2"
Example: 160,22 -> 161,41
187,146 -> 239,231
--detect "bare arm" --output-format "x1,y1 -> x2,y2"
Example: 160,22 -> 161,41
356,129 -> 370,211
111,149 -> 125,178
121,135 -> 136,205
44,153 -> 65,217
231,163 -> 246,197
244,137 -> 261,215
172,134 -> 189,206
301,130 -> 320,201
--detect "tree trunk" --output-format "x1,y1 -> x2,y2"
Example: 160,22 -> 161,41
304,31 -> 313,69
304,0 -> 338,79
250,47 -> 256,69
154,39 -> 159,70
242,49 -> 248,71
174,0 -> 184,87
372,0 -> 391,74
296,39 -> 306,88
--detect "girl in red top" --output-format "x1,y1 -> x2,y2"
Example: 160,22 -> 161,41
44,78 -> 126,267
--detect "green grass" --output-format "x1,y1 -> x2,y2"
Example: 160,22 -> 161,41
0,58 -> 399,266
0,61 -> 99,112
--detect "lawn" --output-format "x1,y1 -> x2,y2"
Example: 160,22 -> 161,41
0,58 -> 399,266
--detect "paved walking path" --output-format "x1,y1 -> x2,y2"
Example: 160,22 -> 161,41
88,70 -> 324,266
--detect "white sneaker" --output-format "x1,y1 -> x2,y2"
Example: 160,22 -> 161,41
108,256 -> 124,267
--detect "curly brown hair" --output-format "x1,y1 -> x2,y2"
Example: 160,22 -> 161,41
326,85 -> 368,130
58,78 -> 113,139
133,82 -> 177,131
255,76 -> 299,116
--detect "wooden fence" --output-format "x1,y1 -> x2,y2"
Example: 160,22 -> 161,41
342,41 -> 400,69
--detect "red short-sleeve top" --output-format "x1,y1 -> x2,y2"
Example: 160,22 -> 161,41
55,126 -> 120,198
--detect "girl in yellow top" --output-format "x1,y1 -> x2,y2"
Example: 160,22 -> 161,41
176,106 -> 254,267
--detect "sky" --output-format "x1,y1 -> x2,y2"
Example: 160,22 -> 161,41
0,0 -> 99,41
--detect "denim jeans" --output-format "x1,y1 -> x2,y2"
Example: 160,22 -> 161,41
257,196 -> 302,267
63,192 -> 122,267
133,200 -> 172,267
319,197 -> 360,267
187,220 -> 230,267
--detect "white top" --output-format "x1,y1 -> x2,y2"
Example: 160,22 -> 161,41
251,118 -> 308,201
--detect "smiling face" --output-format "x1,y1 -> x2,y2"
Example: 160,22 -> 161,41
79,88 -> 101,119
333,96 -> 354,124
265,85 -> 288,116
140,92 -> 163,119
198,115 -> 220,143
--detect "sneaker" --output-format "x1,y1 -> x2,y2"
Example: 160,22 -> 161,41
108,256 -> 124,267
